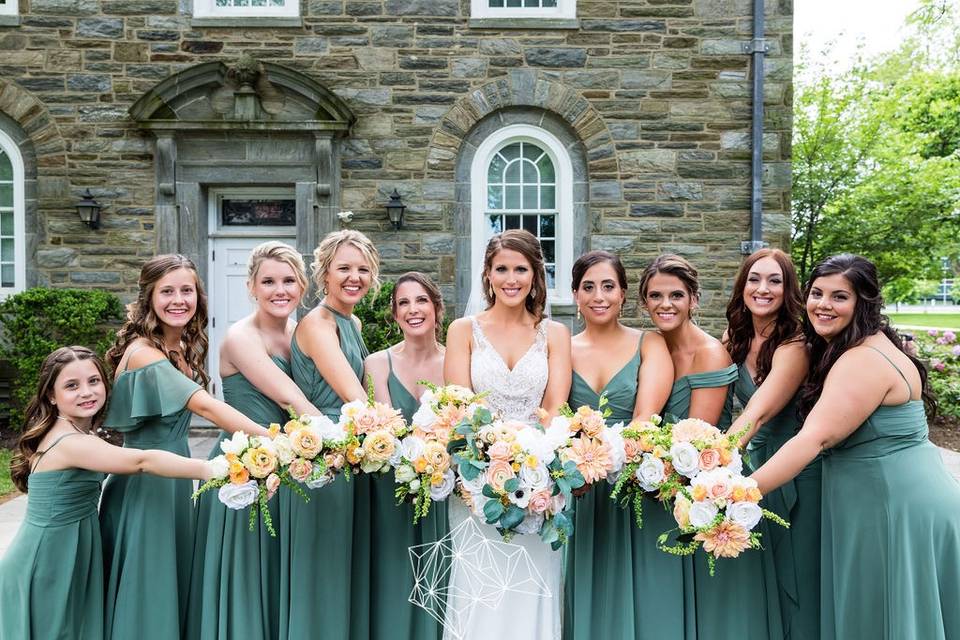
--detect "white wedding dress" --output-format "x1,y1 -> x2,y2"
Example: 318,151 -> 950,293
443,316 -> 562,640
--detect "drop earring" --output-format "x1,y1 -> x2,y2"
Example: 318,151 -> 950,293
576,306 -> 581,321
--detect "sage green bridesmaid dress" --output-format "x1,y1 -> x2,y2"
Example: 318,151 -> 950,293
665,364 -> 784,640
564,337 -> 695,640
820,348 -> 960,640
357,351 -> 444,640
736,364 -> 822,640
0,434 -> 104,640
99,357 -> 201,640
280,304 -> 367,640
186,355 -> 289,640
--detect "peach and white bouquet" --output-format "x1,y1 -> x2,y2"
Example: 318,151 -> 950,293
279,411 -> 354,490
450,412 -> 584,549
193,426 -> 308,537
555,399 -> 625,489
337,395 -> 408,476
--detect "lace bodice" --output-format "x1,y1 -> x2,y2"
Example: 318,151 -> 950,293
470,316 -> 548,424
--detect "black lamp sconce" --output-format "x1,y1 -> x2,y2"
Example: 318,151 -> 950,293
76,189 -> 102,230
385,188 -> 406,230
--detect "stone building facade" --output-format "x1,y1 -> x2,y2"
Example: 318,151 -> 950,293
0,0 -> 793,346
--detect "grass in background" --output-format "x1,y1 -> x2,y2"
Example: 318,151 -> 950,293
888,313 -> 960,330
0,449 -> 15,497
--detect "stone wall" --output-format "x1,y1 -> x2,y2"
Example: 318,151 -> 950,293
0,0 -> 793,331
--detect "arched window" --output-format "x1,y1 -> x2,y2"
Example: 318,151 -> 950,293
471,124 -> 573,304
0,129 -> 25,296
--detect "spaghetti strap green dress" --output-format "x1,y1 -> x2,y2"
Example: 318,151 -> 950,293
821,348 -> 960,640
0,434 -> 104,640
99,358 -> 201,640
564,336 -> 695,640
280,305 -> 367,640
665,364 -> 784,640
736,364 -> 821,640
186,355 -> 290,640
356,351 -> 444,640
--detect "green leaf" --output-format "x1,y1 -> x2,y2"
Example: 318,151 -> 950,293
500,505 -> 526,530
481,483 -> 499,499
483,498 -> 504,523
504,477 -> 520,493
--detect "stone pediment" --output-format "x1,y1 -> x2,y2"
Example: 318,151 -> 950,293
129,57 -> 354,134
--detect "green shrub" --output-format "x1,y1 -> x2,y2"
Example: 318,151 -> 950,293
0,287 -> 124,429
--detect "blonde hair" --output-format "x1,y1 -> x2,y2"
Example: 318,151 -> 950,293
248,241 -> 309,297
310,230 -> 381,299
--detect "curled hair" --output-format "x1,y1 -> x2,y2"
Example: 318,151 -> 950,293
571,250 -> 628,292
725,248 -> 804,384
638,254 -> 700,316
481,229 -> 547,325
311,230 -> 381,299
391,272 -> 445,342
798,254 -> 935,418
106,254 -> 210,387
10,347 -> 110,493
248,240 -> 309,301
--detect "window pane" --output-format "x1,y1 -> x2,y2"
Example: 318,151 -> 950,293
221,199 -> 295,226
539,215 -> 555,238
537,155 -> 555,182
0,152 -> 11,181
523,185 -> 538,209
505,215 -> 520,230
541,186 -> 555,209
545,264 -> 555,289
0,184 -> 11,207
501,143 -> 521,162
522,143 -> 542,162
488,0 -> 504,5
487,186 -> 503,210
505,185 -> 521,209
0,211 -> 11,236
488,215 -> 503,234
522,215 -> 537,235
543,0 -> 557,6
251,0 -> 267,6
506,0 -> 522,6
505,160 -> 521,183
1,264 -> 12,288
0,238 -> 11,262
541,240 -> 555,263
488,154 -> 506,182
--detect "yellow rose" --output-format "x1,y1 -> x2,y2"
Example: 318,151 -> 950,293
242,446 -> 278,479
283,419 -> 301,434
268,423 -> 281,438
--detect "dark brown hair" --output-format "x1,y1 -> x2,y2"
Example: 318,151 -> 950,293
571,250 -> 628,292
725,248 -> 805,384
638,254 -> 700,317
799,254 -> 935,418
391,272 -> 445,342
481,229 -> 548,325
106,254 -> 210,387
10,346 -> 110,493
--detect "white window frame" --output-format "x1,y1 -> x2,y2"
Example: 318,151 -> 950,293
471,0 -> 575,20
0,0 -> 17,17
193,0 -> 299,19
0,129 -> 25,298
471,124 -> 574,305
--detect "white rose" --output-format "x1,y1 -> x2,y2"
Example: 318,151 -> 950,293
670,442 -> 700,478
519,463 -> 551,492
208,455 -> 230,480
396,464 -> 417,484
388,436 -> 404,467
514,511 -> 545,535
727,501 -> 763,531
602,423 -> 626,474
429,470 -> 456,501
272,434 -> 295,466
688,500 -> 720,528
218,480 -> 259,510
361,459 -> 389,474
220,431 -> 249,456
727,448 -> 744,476
516,427 -> 555,465
401,435 -> 426,463
635,453 -> 667,492
409,478 -> 421,493
411,403 -> 438,430
459,471 -> 486,495
308,414 -> 346,442
305,469 -> 335,489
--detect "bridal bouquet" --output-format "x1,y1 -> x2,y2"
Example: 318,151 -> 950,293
450,414 -> 585,549
193,428 -> 308,537
393,383 -> 487,523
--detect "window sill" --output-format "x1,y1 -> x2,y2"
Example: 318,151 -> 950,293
0,16 -> 20,26
469,17 -> 579,30
190,16 -> 303,28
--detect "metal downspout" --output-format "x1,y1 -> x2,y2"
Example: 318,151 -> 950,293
742,0 -> 769,254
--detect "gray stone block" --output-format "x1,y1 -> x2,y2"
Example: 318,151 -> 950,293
525,48 -> 588,68
385,0 -> 458,16
67,74 -> 112,93
76,17 -> 125,39
294,37 -> 329,55
31,0 -> 98,15
658,181 -> 704,201
452,57 -> 487,79
580,19 -> 666,32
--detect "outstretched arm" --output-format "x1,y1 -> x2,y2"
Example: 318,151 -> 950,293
729,341 -> 808,445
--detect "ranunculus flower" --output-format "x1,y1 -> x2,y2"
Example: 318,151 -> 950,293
486,459 -> 516,492
272,434 -> 295,466
423,441 -> 451,472
670,442 -> 700,477
635,452 -> 666,492
220,431 -> 250,456
727,501 -> 763,531
698,448 -> 721,471
528,489 -> 552,514
242,446 -> 278,479
218,480 -> 259,510
265,473 -> 281,500
430,469 -> 456,500
364,429 -> 397,463
689,500 -> 719,528
208,455 -> 230,480
288,458 -> 313,483
488,440 -> 513,461
290,427 -> 323,459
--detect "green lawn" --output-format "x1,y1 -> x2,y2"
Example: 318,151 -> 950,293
888,313 -> 960,330
0,449 -> 14,497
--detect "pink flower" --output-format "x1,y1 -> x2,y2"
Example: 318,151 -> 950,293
623,438 -> 644,462
265,473 -> 281,500
288,458 -> 313,482
928,329 -> 939,337
487,440 -> 513,461
952,345 -> 960,357
486,460 -> 516,492
937,337 -> 948,345
932,359 -> 946,372
565,437 -> 613,484
944,331 -> 956,343
353,408 -> 379,435
528,490 -> 552,514
698,448 -> 721,471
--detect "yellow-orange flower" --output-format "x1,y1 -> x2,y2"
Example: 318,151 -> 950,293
242,446 -> 278,479
719,447 -> 733,466
290,427 -> 323,459
695,520 -> 752,558
413,457 -> 429,474
423,441 -> 450,473
674,495 -> 692,528
692,485 -> 708,501
346,444 -> 363,465
746,487 -> 763,503
268,423 -> 281,438
229,461 -> 250,485
730,486 -> 748,502
283,419 -> 301,434
364,430 -> 397,463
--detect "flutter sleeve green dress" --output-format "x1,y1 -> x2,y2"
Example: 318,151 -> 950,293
735,364 -> 822,640
279,305 -> 367,640
665,364 -> 785,640
0,434 -> 104,640
98,357 -> 201,640
353,351 -> 445,640
564,336 -> 696,640
820,348 -> 960,639
186,355 -> 290,640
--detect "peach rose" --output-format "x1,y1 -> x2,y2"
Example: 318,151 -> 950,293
265,473 -> 281,500
486,459 -> 516,492
488,440 -> 513,461
698,448 -> 721,471
528,489 -> 552,514
707,479 -> 732,501
623,438 -> 643,463
354,409 -> 379,435
287,458 -> 313,482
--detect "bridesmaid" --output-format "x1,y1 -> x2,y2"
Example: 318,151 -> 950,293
562,251 -> 678,640
639,254 -> 783,640
0,347 -> 213,640
364,271 -> 447,640
100,254 -> 267,640
724,248 -> 820,639
279,230 -> 377,640
751,254 -> 960,640
188,242 -> 321,640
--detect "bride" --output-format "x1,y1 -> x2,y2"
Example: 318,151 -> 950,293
443,229 -> 572,640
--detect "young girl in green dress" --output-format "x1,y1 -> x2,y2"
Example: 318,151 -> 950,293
364,271 -> 447,640
279,230 -> 377,640
563,251 -> 677,640
100,254 -> 268,640
724,248 -> 819,640
640,254 -> 783,640
751,254 -> 960,640
0,346 -> 215,640
188,242 -> 321,640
